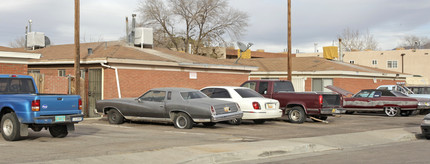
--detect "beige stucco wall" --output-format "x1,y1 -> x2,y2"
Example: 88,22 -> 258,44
296,49 -> 430,85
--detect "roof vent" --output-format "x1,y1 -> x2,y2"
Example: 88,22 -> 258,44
88,48 -> 93,55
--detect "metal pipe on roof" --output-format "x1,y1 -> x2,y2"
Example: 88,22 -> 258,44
100,63 -> 122,98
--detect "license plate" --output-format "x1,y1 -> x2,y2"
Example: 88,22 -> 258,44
55,116 -> 66,122
72,117 -> 83,122
266,104 -> 275,109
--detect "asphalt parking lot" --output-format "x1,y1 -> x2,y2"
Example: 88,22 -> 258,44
0,113 -> 426,163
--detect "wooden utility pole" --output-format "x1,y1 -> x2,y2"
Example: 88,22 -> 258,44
74,0 -> 81,95
287,0 -> 292,81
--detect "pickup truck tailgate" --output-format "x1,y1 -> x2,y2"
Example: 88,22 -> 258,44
38,95 -> 81,115
322,94 -> 341,107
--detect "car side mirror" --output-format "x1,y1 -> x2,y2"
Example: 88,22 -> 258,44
136,98 -> 142,102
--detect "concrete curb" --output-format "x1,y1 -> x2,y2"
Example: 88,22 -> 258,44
25,127 -> 421,164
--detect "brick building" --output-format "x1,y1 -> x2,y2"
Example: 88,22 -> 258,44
0,46 -> 40,74
26,42 -> 257,117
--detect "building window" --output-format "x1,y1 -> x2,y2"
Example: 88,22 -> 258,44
28,69 -> 40,74
58,69 -> 66,77
372,60 -> 378,65
387,61 -> 398,68
349,60 -> 355,64
80,69 -> 85,79
312,78 -> 333,92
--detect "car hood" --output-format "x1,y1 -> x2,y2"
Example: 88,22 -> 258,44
325,85 -> 353,96
412,97 -> 430,102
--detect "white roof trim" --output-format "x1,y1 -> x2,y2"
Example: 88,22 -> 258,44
29,60 -> 108,65
251,70 -> 412,78
0,51 -> 41,59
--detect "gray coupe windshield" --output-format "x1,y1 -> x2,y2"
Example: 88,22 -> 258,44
181,91 -> 207,100
234,89 -> 263,98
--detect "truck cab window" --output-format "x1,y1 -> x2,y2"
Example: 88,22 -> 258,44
258,82 -> 268,95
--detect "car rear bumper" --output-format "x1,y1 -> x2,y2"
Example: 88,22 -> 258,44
242,109 -> 283,120
211,111 -> 243,122
33,114 -> 84,124
320,108 -> 346,115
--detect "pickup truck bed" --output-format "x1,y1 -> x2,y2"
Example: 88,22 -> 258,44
241,80 -> 344,123
0,74 -> 84,141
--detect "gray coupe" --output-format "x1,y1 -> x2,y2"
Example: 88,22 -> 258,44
95,88 -> 243,129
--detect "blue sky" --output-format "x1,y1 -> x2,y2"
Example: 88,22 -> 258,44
1,0 -> 429,52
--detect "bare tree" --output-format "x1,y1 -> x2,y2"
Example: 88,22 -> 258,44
8,36 -> 26,48
137,0 -> 248,53
398,35 -> 429,49
338,28 -> 379,51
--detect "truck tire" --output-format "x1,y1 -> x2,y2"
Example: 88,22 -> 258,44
49,125 -> 68,138
173,112 -> 193,129
288,106 -> 306,124
1,113 -> 21,141
108,109 -> 124,124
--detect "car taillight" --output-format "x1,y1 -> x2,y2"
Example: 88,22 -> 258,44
319,95 -> 323,105
31,100 -> 40,111
210,106 -> 216,115
79,99 -> 82,110
252,102 -> 260,110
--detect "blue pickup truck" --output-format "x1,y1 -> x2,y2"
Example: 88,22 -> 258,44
0,74 -> 84,141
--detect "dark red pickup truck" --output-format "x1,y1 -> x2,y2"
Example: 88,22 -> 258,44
241,80 -> 345,123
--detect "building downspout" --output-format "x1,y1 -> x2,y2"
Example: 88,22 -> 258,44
100,63 -> 122,98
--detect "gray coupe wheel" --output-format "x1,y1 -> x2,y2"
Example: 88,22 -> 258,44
227,118 -> 242,125
384,107 -> 400,117
288,106 -> 306,124
108,109 -> 124,124
49,125 -> 68,138
173,112 -> 193,129
1,113 -> 21,141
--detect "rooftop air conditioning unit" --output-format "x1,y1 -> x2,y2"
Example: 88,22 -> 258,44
134,27 -> 153,47
26,32 -> 46,49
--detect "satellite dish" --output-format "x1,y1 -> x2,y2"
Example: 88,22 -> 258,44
237,42 -> 247,52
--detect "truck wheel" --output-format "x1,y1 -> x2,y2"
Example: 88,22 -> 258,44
108,109 -> 124,124
1,113 -> 21,141
384,107 -> 400,117
173,112 -> 193,129
49,125 -> 68,138
288,106 -> 306,124
253,120 -> 266,124
227,118 -> 242,125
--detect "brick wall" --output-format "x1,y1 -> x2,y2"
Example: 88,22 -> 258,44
249,76 -> 404,94
41,75 -> 68,94
331,78 -> 404,94
104,69 -> 249,99
0,63 -> 27,75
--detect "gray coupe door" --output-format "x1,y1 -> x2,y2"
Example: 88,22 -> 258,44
136,90 -> 167,118
88,69 -> 102,117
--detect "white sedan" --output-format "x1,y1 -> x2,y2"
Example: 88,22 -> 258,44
201,86 -> 282,124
